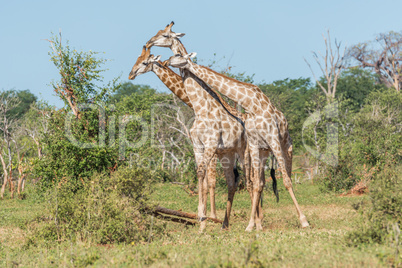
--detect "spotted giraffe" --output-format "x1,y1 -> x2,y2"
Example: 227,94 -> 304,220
146,22 -> 280,231
129,45 -> 247,231
165,52 -> 309,231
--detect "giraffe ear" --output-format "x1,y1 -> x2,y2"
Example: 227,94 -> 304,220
186,52 -> 197,59
153,55 -> 162,62
172,32 -> 185,39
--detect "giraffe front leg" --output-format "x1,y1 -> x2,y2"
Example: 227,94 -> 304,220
207,154 -> 217,219
246,146 -> 262,232
242,143 -> 258,229
197,147 -> 216,232
245,165 -> 264,231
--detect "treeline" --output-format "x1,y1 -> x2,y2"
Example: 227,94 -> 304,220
2,59 -> 398,193
0,32 -> 400,247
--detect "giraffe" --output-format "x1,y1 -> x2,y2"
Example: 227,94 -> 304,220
146,21 -> 276,231
128,46 -> 219,219
165,52 -> 310,231
129,46 -> 248,231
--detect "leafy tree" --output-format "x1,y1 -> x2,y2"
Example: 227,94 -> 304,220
35,35 -> 120,187
336,68 -> 385,112
0,91 -> 21,198
346,89 -> 401,247
114,88 -> 195,182
321,88 -> 402,192
0,89 -> 37,119
21,101 -> 53,159
47,33 -> 119,118
109,82 -> 156,103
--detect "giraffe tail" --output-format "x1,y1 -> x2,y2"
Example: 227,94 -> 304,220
271,168 -> 279,203
233,164 -> 240,186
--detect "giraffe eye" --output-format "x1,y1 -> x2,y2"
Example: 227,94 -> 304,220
162,34 -> 169,38
142,62 -> 147,65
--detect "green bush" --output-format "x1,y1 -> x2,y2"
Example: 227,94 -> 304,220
320,88 -> 402,192
319,148 -> 357,192
34,108 -> 119,189
27,166 -> 162,246
110,165 -> 154,200
347,164 -> 401,245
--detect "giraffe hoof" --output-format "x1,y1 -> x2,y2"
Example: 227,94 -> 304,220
300,216 -> 309,228
256,224 -> 263,231
199,221 -> 207,233
245,224 -> 254,232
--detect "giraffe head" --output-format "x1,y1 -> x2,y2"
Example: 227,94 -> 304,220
146,21 -> 185,49
128,46 -> 161,80
165,52 -> 197,69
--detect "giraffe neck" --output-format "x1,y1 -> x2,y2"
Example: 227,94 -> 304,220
152,62 -> 193,109
180,69 -> 229,119
188,62 -> 268,114
168,39 -> 244,122
210,85 -> 243,119
171,39 -> 188,55
180,69 -> 245,127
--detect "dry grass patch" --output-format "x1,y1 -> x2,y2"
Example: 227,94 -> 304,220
0,227 -> 25,248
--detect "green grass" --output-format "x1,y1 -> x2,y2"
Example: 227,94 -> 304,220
0,181 -> 397,267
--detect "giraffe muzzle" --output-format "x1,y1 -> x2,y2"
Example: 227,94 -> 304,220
162,60 -> 170,67
128,71 -> 137,80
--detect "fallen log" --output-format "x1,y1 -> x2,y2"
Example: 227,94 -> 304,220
170,182 -> 185,185
153,212 -> 196,226
154,206 -> 223,224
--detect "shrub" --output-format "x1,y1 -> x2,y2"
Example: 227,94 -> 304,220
319,146 -> 357,192
347,164 -> 401,246
320,88 -> 402,192
34,108 -> 119,189
27,166 -> 162,246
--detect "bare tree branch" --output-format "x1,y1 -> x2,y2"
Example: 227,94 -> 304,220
349,31 -> 402,91
305,30 -> 346,102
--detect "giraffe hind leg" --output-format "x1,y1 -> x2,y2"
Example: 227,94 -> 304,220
245,146 -> 265,232
221,154 -> 237,230
272,136 -> 309,228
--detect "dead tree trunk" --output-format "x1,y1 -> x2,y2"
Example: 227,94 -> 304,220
305,30 -> 346,103
8,166 -> 14,199
17,154 -> 26,197
0,153 -> 8,199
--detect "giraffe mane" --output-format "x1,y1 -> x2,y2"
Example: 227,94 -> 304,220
154,61 -> 194,110
200,65 -> 258,89
189,73 -> 245,127
210,85 -> 242,118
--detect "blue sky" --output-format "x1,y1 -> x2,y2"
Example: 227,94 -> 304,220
1,0 -> 401,107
